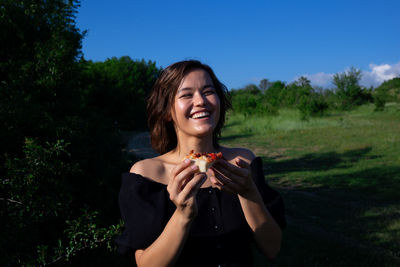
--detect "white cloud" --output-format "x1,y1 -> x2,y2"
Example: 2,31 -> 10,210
297,61 -> 400,88
301,72 -> 334,88
360,62 -> 400,87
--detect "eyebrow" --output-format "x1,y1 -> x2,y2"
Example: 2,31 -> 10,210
177,84 -> 215,93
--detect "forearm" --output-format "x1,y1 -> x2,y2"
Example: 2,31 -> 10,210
135,210 -> 192,267
238,187 -> 282,259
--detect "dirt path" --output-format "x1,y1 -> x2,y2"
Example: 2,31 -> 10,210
125,131 -> 158,159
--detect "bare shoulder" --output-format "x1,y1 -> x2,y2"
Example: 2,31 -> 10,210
220,146 -> 256,163
129,157 -> 167,183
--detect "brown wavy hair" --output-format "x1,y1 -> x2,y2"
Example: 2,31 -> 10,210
147,60 -> 232,154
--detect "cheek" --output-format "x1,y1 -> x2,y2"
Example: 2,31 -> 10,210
176,102 -> 186,113
212,96 -> 221,119
173,101 -> 188,120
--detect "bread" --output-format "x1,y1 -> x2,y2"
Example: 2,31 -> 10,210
183,150 -> 223,172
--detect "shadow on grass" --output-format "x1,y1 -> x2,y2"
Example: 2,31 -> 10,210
263,147 -> 379,174
260,147 -> 400,265
263,147 -> 399,200
219,133 -> 253,142
223,120 -> 241,128
278,184 -> 400,266
312,166 -> 400,200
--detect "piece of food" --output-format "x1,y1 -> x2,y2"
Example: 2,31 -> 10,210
183,150 -> 223,172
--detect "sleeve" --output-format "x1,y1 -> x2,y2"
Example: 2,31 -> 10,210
115,173 -> 175,256
250,157 -> 287,230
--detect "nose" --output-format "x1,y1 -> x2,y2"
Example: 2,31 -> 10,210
193,91 -> 206,106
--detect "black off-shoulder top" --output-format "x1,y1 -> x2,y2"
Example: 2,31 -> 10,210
116,157 -> 285,267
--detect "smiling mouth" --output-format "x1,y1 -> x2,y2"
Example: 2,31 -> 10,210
191,111 -> 210,119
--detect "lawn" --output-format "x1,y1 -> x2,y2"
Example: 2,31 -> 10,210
221,103 -> 400,266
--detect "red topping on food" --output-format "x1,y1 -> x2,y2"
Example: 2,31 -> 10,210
185,150 -> 223,162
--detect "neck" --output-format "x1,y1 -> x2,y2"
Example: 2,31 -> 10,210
173,134 -> 217,159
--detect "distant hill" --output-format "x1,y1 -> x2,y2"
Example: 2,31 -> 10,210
375,77 -> 400,102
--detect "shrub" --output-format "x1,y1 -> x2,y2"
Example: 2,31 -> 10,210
297,93 -> 329,120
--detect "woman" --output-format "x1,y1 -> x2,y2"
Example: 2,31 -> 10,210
116,60 -> 285,267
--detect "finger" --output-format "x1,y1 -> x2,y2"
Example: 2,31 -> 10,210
210,168 -> 241,192
210,177 -> 237,194
210,167 -> 231,185
179,164 -> 199,191
213,163 -> 249,186
176,164 -> 199,189
171,159 -> 192,180
213,159 -> 248,178
180,173 -> 207,200
235,157 -> 251,169
169,164 -> 199,196
209,168 -> 223,186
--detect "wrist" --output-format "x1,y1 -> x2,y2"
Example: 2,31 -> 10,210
239,182 -> 260,200
174,209 -> 196,227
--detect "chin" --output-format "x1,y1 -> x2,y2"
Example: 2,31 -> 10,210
190,131 -> 211,138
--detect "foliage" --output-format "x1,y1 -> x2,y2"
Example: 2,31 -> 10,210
37,209 -> 124,266
231,78 -> 329,119
231,85 -> 279,116
80,57 -> 160,130
229,69 -> 378,119
264,81 -> 286,107
373,90 -> 387,111
373,77 -> 400,111
333,67 -> 373,109
297,93 -> 329,120
0,0 -> 83,160
0,1 -> 146,265
258,78 -> 272,92
0,135 -> 126,265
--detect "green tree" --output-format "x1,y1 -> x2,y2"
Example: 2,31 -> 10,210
243,83 -> 261,95
295,76 -> 311,87
81,57 -> 160,130
259,78 -> 272,92
373,77 -> 400,111
0,0 -> 84,157
0,1 -> 130,265
263,81 -> 285,107
332,67 -> 371,109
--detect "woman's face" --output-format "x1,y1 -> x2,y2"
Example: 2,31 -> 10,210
171,69 -> 220,139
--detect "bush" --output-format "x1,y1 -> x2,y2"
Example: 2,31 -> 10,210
0,1 -> 141,265
80,57 -> 160,130
374,77 -> 400,109
297,94 -> 329,120
374,92 -> 387,111
231,90 -> 278,116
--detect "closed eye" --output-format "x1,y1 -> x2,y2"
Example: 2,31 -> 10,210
203,88 -> 216,95
179,93 -> 192,98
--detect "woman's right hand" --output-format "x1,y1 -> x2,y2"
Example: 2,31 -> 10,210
167,159 -> 207,221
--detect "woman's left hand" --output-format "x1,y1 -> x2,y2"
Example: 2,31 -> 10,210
209,157 -> 258,198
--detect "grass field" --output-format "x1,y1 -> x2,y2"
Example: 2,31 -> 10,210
220,103 -> 400,266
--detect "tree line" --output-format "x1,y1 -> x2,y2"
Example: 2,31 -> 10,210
231,69 -> 400,120
1,0 -> 159,265
1,0 -> 399,265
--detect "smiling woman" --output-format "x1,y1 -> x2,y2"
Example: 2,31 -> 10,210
115,60 -> 286,267
147,60 -> 231,155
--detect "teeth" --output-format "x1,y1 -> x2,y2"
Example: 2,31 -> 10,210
192,111 -> 210,119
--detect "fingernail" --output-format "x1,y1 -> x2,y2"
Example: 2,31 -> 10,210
191,164 -> 198,170
184,159 -> 190,164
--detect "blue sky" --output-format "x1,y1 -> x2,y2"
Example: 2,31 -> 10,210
76,0 -> 400,89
